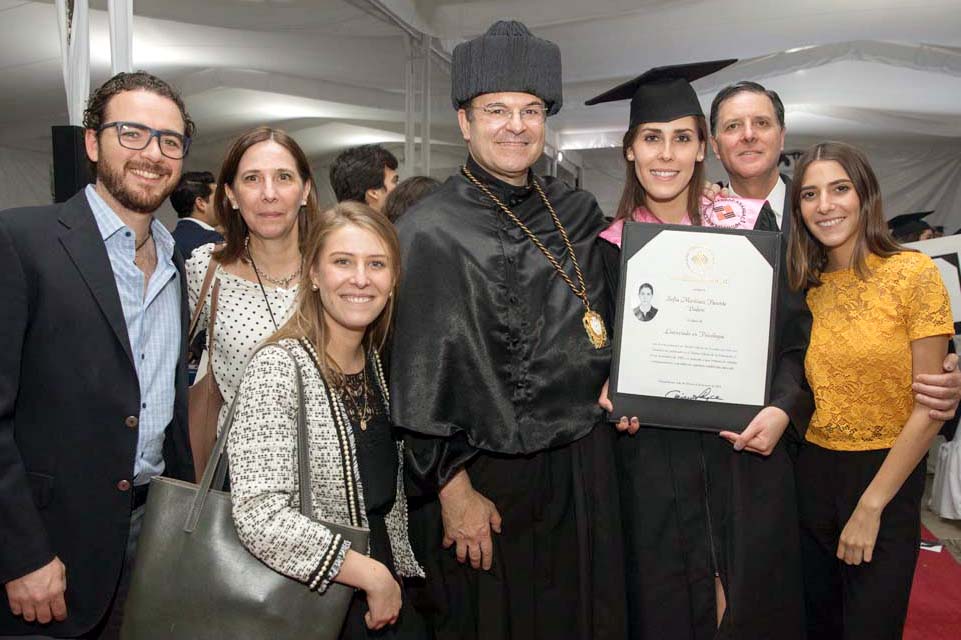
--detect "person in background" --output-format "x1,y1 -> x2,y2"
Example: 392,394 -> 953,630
330,144 -> 400,213
0,70 -> 195,639
887,211 -> 937,243
383,176 -> 440,223
171,170 -> 223,384
788,141 -> 953,640
170,170 -> 223,257
228,202 -> 426,639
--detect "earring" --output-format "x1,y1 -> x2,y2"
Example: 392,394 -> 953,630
231,202 -> 239,210
301,201 -> 307,206
311,283 -> 319,291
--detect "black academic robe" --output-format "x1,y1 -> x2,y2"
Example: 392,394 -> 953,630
391,157 -> 626,640
599,207 -> 812,640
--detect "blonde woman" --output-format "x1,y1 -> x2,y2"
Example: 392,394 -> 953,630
227,202 -> 426,638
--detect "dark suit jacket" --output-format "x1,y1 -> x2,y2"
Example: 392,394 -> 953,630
0,191 -> 194,636
780,174 -> 793,239
171,217 -> 223,259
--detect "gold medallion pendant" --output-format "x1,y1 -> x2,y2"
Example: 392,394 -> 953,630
582,309 -> 608,349
461,165 -> 610,351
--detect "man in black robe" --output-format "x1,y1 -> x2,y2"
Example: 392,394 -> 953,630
389,20 -> 626,640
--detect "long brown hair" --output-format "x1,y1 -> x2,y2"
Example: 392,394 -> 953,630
787,141 -> 903,290
269,202 -> 401,386
213,126 -> 320,264
614,115 -> 709,225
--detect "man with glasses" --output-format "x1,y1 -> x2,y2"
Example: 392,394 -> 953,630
390,21 -> 625,640
0,71 -> 194,639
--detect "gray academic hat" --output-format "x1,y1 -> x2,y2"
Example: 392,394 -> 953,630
450,20 -> 563,115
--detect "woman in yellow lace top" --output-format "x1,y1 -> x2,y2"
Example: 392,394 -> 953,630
787,141 -> 953,640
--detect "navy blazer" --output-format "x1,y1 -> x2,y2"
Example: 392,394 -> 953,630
0,190 -> 194,636
171,217 -> 223,259
780,174 -> 793,239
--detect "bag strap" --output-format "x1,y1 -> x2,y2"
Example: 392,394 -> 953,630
185,342 -> 313,532
187,251 -> 220,341
204,279 -> 222,373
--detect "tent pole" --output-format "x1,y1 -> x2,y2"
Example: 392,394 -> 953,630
52,0 -> 92,201
404,34 -> 416,176
420,33 -> 431,176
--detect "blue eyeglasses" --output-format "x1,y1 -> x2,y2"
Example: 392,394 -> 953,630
98,121 -> 191,159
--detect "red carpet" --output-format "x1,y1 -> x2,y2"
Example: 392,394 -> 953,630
904,525 -> 961,639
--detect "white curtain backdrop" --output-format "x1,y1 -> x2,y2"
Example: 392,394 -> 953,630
55,0 -> 89,126
108,0 -> 133,75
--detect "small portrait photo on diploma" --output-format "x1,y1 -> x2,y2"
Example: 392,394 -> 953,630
633,282 -> 658,322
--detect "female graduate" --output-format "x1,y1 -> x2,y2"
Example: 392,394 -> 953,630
788,142 -> 952,640
588,61 -> 811,640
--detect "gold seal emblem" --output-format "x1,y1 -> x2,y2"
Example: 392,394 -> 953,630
686,245 -> 715,276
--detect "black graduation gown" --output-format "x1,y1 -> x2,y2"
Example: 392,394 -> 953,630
390,157 -> 627,640
600,208 -> 813,640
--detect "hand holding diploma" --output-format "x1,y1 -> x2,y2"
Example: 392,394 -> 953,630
719,406 -> 789,455
598,378 -> 640,434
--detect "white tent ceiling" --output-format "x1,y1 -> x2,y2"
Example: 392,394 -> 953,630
1,0 -> 959,223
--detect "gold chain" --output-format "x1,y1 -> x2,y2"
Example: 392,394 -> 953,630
461,165 -> 594,313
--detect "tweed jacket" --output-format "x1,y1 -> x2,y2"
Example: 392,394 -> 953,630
227,339 -> 423,593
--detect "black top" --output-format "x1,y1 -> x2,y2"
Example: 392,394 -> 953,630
391,155 -> 612,492
343,364 -> 397,568
339,364 -> 428,640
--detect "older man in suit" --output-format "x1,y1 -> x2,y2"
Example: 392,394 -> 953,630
709,81 -> 793,233
0,71 -> 194,639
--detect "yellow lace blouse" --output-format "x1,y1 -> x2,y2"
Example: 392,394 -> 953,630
805,251 -> 953,451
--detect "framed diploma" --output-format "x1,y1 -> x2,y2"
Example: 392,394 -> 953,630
610,223 -> 781,432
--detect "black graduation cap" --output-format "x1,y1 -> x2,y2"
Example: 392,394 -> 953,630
888,211 -> 934,240
585,59 -> 737,128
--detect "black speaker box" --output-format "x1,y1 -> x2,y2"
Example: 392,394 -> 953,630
52,125 -> 93,202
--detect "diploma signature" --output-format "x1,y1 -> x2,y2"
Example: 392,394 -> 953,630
665,388 -> 722,401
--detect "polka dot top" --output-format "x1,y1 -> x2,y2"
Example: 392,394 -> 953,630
185,243 -> 299,414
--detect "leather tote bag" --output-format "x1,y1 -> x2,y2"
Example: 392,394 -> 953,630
121,344 -> 369,640
186,256 -> 223,479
